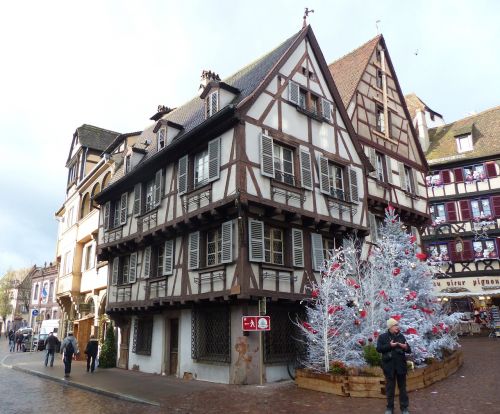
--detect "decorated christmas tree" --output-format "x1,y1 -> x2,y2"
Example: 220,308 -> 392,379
294,206 -> 461,373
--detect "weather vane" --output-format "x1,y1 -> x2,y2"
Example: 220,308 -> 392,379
376,20 -> 381,34
303,7 -> 314,28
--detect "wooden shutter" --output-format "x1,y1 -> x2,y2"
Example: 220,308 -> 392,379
221,220 -> 233,263
211,91 -> 219,114
321,98 -> 332,121
111,257 -> 119,285
368,147 -> 377,177
386,157 -> 393,184
133,184 -> 142,215
348,167 -> 359,202
454,168 -> 464,183
188,232 -> 200,270
248,219 -> 265,262
119,193 -> 128,225
163,240 -> 174,275
288,81 -> 299,105
368,212 -> 378,241
299,149 -> 313,190
318,155 -> 330,195
208,137 -> 220,182
178,155 -> 188,195
103,201 -> 111,230
459,200 -> 472,220
486,161 -> 498,178
445,202 -> 457,222
143,246 -> 152,279
399,162 -> 407,191
441,170 -> 451,184
292,228 -> 304,267
491,196 -> 500,217
128,253 -> 137,283
154,170 -> 162,206
311,233 -> 324,271
462,240 -> 473,261
260,134 -> 274,178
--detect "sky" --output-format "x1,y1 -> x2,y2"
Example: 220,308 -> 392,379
0,0 -> 499,276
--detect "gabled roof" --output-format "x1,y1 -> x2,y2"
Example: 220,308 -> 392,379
328,36 -> 381,107
405,93 -> 443,121
427,105 -> 500,164
67,124 -> 121,165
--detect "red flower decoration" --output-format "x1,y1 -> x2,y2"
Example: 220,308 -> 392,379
392,268 -> 401,276
354,283 -> 360,289
357,339 -> 365,346
391,314 -> 402,321
416,253 -> 427,261
406,328 -> 418,335
432,326 -> 439,335
360,310 -> 367,318
373,331 -> 379,338
311,290 -> 319,298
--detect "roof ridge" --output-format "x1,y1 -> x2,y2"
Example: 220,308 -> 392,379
328,34 -> 381,66
79,124 -> 121,135
429,104 -> 500,131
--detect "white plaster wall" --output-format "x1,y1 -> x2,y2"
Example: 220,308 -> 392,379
247,93 -> 273,121
280,40 -> 306,77
128,314 -> 164,374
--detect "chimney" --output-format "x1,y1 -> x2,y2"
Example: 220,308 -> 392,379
199,70 -> 221,94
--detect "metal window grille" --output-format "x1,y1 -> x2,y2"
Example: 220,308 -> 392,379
132,317 -> 153,356
191,306 -> 230,364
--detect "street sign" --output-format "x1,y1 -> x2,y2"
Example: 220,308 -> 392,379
32,309 -> 39,317
242,316 -> 271,331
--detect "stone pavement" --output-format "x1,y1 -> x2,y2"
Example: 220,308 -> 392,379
2,336 -> 500,413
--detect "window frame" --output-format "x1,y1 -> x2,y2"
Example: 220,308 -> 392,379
264,226 -> 284,265
326,162 -> 345,200
206,227 -> 222,266
273,143 -> 295,186
404,165 -> 415,193
133,317 -> 154,356
375,152 -> 387,182
456,134 -> 473,153
157,127 -> 166,150
376,105 -> 385,133
470,198 -> 492,219
427,243 -> 450,263
472,239 -> 497,260
205,90 -> 219,119
194,148 -> 210,188
430,203 -> 446,224
463,163 -> 486,183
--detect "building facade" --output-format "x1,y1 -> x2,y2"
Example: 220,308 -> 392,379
55,124 -> 120,347
29,263 -> 60,330
4,267 -> 35,333
329,36 -> 429,245
418,105 -> 500,310
95,26 -> 371,384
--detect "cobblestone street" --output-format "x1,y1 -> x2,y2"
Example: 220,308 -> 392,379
1,336 -> 499,413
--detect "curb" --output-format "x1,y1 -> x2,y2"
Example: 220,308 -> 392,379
9,365 -> 160,406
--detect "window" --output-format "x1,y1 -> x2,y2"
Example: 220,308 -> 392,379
426,171 -> 443,187
376,69 -> 383,89
157,127 -> 166,150
33,284 -> 39,300
68,162 -> 77,186
327,163 -> 345,199
84,244 -> 93,271
133,317 -> 153,356
90,183 -> 100,211
80,193 -> 91,219
207,228 -> 222,266
403,165 -> 415,193
64,251 -> 72,275
427,244 -> 450,263
264,227 -> 284,265
464,164 -> 486,183
473,240 -> 497,260
376,49 -> 381,62
323,238 -> 335,260
194,149 -> 210,187
125,155 -> 131,173
298,89 -> 307,110
310,95 -> 319,115
430,204 -> 446,224
375,152 -> 387,182
145,179 -> 155,212
66,207 -> 74,229
112,201 -> 121,228
155,244 -> 164,277
206,91 -> 219,118
49,282 -> 54,301
470,198 -> 492,219
191,306 -> 230,363
376,105 -> 385,133
273,143 -> 294,185
121,256 -> 130,284
456,134 -> 473,153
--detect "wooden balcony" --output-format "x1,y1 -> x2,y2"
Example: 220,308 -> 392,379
137,210 -> 158,234
423,218 -> 500,239
103,227 -> 123,244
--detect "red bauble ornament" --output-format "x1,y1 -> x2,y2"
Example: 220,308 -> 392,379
416,253 -> 427,261
405,249 -> 410,255
432,326 -> 439,335
392,268 -> 401,276
384,307 -> 390,312
412,305 -> 418,310
406,328 -> 418,335
409,235 -> 417,244
368,337 -> 373,342
354,319 -> 361,325
360,310 -> 367,318
311,289 -> 319,298
354,283 -> 360,289
330,262 -> 340,272
373,331 -> 380,338
391,314 -> 402,321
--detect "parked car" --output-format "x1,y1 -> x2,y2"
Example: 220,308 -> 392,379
36,333 -> 48,351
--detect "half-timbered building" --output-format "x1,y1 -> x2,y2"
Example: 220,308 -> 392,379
420,105 -> 500,310
329,36 -> 429,245
95,25 -> 371,384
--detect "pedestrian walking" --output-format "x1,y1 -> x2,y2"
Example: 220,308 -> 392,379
44,332 -> 59,367
84,335 -> 99,373
376,318 -> 411,414
16,332 -> 23,352
8,330 -> 15,352
60,331 -> 79,378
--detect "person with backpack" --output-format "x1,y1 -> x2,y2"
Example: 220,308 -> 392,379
8,330 -> 15,352
44,332 -> 60,367
60,331 -> 79,378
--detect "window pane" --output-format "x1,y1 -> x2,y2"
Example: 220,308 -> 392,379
471,200 -> 480,218
481,199 -> 491,216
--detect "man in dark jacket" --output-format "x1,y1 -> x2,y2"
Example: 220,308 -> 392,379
60,331 -> 79,378
376,318 -> 411,414
44,332 -> 59,367
84,335 -> 99,373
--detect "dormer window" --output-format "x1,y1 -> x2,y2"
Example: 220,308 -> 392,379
456,134 -> 473,153
125,155 -> 131,173
206,91 -> 219,119
157,127 -> 166,150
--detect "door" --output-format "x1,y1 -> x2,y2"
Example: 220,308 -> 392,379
117,321 -> 130,369
169,319 -> 179,375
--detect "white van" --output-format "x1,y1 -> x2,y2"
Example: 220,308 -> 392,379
40,319 -> 60,337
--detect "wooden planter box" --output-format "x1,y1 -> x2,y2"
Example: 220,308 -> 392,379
296,350 -> 463,398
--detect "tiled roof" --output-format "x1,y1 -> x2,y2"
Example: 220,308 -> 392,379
427,105 -> 500,164
77,124 -> 121,152
328,36 -> 381,107
405,93 -> 442,121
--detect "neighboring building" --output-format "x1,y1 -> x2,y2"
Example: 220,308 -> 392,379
95,25 -> 371,383
329,36 -> 429,245
54,124 -> 121,348
420,105 -> 500,310
29,263 -> 60,330
3,267 -> 35,332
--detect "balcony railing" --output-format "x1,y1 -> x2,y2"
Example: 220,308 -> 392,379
103,227 -> 123,244
137,210 -> 158,234
424,218 -> 499,237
